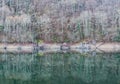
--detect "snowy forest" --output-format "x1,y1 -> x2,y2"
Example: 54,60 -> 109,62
0,0 -> 120,43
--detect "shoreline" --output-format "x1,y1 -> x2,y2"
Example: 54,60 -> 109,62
0,42 -> 119,53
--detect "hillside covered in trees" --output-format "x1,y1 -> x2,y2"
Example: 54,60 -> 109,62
0,0 -> 120,43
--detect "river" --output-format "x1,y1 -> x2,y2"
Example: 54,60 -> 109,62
0,52 -> 120,84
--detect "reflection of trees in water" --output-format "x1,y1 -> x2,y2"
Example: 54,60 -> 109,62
0,53 -> 35,80
0,53 -> 120,84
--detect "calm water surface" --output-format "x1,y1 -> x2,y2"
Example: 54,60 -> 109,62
0,52 -> 120,84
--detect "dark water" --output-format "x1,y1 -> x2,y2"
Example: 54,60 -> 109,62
0,52 -> 120,84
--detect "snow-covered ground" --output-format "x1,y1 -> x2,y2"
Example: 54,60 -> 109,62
0,42 -> 120,53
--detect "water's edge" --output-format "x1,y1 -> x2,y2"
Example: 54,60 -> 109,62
0,42 -> 119,53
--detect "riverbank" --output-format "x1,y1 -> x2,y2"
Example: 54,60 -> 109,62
0,42 -> 119,53
71,42 -> 120,53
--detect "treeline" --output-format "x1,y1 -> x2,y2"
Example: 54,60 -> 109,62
0,0 -> 120,43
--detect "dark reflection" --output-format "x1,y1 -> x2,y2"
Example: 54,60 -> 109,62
0,52 -> 120,84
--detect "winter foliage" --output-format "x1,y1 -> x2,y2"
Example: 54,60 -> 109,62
0,0 -> 120,43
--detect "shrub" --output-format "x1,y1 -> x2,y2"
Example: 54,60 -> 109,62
0,25 -> 4,31
113,35 -> 120,42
